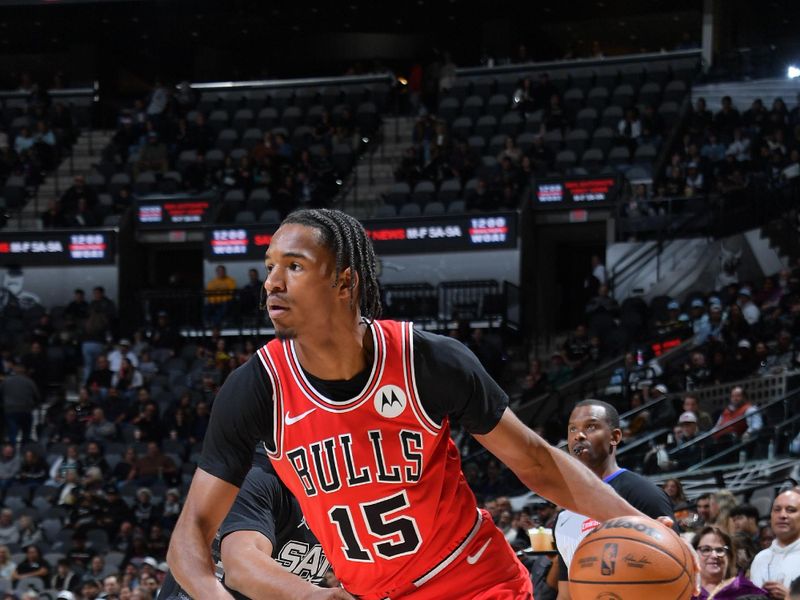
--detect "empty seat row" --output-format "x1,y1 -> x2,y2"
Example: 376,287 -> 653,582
197,83 -> 391,114
441,58 -> 698,102
193,102 -> 379,134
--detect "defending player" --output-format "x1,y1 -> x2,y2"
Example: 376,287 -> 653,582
554,400 -> 676,599
168,209 -> 654,600
159,447 -> 333,599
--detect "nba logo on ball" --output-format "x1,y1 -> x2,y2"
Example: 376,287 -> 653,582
600,543 -> 617,575
568,516 -> 697,600
374,385 -> 406,418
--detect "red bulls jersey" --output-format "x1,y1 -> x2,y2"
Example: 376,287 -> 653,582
257,320 -> 482,597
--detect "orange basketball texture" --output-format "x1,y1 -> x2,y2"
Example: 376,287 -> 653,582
568,516 -> 696,600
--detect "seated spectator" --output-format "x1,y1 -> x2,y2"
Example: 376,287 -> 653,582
684,351 -> 713,390
135,130 -> 168,176
16,515 -> 43,549
0,444 -> 21,495
112,357 -> 144,399
86,355 -> 113,394
11,545 -> 50,584
685,162 -> 705,195
766,329 -> 797,372
48,444 -> 84,485
50,558 -> 80,593
690,97 -> 713,136
239,268 -> 262,318
127,442 -> 177,486
701,132 -> 727,163
738,286 -> 762,325
692,526 -> 766,598
465,177 -> 497,212
0,544 -> 16,582
85,408 -> 117,443
161,488 -> 182,531
544,94 -> 566,131
111,447 -> 137,482
0,511 -> 17,546
730,504 -> 760,545
682,394 -> 713,431
563,324 -> 591,371
713,386 -> 762,441
132,488 -> 161,529
108,339 -> 139,372
65,533 -> 95,572
17,449 -> 48,488
545,352 -> 573,389
750,489 -> 800,596
55,468 -> 82,506
617,107 -> 642,151
85,556 -> 108,582
83,441 -> 111,479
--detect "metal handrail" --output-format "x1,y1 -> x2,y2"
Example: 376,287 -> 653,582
617,427 -> 671,456
187,73 -> 395,92
456,49 -> 702,77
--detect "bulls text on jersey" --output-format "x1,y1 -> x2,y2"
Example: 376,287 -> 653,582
285,429 -> 424,497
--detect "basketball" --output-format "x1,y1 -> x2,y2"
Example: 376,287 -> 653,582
568,516 -> 697,600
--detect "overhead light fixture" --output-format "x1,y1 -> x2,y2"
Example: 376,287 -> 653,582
788,66 -> 800,79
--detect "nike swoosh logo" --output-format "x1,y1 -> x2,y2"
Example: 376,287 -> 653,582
466,538 -> 492,565
285,408 -> 317,425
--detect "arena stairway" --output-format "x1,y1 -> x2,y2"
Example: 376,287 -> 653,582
5,129 -> 116,230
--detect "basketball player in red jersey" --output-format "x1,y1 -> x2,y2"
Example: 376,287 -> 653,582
168,209 -> 651,600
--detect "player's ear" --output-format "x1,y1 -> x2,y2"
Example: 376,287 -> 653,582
610,427 -> 622,447
337,267 -> 359,297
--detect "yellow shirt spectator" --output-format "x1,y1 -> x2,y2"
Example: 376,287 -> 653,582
206,265 -> 237,304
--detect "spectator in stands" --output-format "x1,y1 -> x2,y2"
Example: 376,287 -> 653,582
722,303 -> 752,347
1,361 -> 40,445
204,265 -> 236,327
239,268 -> 262,319
701,132 -> 727,164
103,574 -> 122,598
744,99 -> 769,133
617,107 -> 642,152
715,96 -> 741,138
136,131 -> 168,176
544,93 -> 567,132
112,357 -> 144,399
48,444 -> 83,485
132,488 -> 161,529
766,329 -> 797,372
59,175 -> 98,218
730,505 -> 761,545
685,162 -> 705,195
684,350 -> 713,390
65,288 -> 89,322
682,394 -> 713,431
15,515 -> 42,548
17,449 -> 47,489
85,408 -> 117,443
645,383 -> 676,429
51,558 -> 80,593
83,441 -> 111,479
713,386 -> 762,441
0,545 -> 16,582
692,526 -> 766,598
737,287 -> 761,325
0,444 -> 21,495
465,177 -> 496,212
11,544 -> 50,584
545,352 -> 573,390
511,77 -> 535,113
0,511 -> 16,546
696,493 -> 714,526
585,284 -> 619,317
108,339 -> 138,372
128,442 -> 177,486
750,489 -> 800,598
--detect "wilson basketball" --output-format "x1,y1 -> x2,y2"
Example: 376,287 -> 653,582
568,515 -> 696,600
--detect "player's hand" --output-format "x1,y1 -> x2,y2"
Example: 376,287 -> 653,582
763,581 -> 788,599
656,516 -> 701,596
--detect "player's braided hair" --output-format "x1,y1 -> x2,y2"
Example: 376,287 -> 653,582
282,208 -> 382,321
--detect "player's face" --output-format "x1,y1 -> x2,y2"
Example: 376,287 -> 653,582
567,405 -> 620,468
771,491 -> 800,544
264,224 -> 338,340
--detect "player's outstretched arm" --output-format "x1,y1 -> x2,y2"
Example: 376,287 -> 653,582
474,408 -> 645,523
222,531 -> 354,600
167,469 -> 240,600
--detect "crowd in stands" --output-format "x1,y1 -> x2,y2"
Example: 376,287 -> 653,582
619,92 -> 800,224
41,79 -> 379,229
388,60 -> 691,216
1,74 -> 79,212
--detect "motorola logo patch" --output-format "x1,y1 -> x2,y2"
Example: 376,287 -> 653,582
374,385 -> 407,418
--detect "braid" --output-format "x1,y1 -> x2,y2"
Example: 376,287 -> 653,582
282,208 -> 382,320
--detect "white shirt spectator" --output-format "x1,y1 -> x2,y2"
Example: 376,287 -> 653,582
741,300 -> 760,325
108,344 -> 139,372
726,136 -> 751,162
592,264 -> 607,286
750,536 -> 800,591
